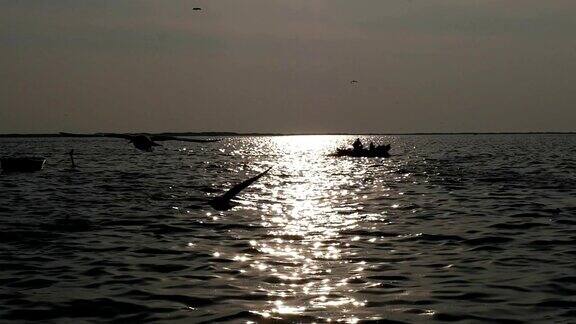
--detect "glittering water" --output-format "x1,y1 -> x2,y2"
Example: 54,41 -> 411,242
1,135 -> 575,323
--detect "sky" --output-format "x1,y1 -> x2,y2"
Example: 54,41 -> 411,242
1,0 -> 575,133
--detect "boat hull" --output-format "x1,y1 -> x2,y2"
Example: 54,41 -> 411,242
1,157 -> 46,172
331,145 -> 391,158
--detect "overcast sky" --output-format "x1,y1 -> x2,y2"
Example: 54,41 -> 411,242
1,0 -> 575,133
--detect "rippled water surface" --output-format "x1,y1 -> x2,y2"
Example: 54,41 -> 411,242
1,135 -> 575,323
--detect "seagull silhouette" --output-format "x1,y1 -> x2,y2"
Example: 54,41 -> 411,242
209,167 -> 272,211
60,132 -> 220,152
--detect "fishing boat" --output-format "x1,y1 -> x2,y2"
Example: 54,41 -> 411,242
332,144 -> 391,157
1,157 -> 46,172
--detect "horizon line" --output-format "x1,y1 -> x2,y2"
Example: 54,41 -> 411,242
1,131 -> 575,138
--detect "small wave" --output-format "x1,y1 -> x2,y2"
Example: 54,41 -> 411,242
139,263 -> 190,273
6,278 -> 57,289
3,298 -> 173,321
433,312 -> 524,323
118,289 -> 215,307
463,236 -> 514,246
489,222 -> 548,230
199,310 -> 320,323
366,275 -> 410,281
535,299 -> 576,308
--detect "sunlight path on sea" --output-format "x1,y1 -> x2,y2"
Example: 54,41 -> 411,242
236,136 -> 393,322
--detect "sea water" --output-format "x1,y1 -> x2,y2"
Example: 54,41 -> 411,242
1,135 -> 575,323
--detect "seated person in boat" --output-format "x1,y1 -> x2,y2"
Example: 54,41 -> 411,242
352,138 -> 363,151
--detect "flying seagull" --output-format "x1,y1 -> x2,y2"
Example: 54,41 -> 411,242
192,7 -> 202,11
59,132 -> 220,152
350,80 -> 359,84
210,167 -> 272,211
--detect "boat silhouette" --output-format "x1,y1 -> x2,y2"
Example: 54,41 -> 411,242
1,157 -> 46,172
331,144 -> 391,157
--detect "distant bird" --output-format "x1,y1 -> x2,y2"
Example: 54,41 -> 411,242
350,80 -> 359,84
69,149 -> 77,169
210,167 -> 272,211
66,149 -> 82,172
192,7 -> 202,11
59,132 -> 220,152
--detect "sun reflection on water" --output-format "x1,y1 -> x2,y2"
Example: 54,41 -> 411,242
181,135 -> 401,322
239,136 -> 381,322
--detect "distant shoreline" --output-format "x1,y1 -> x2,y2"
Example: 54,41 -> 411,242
0,132 -> 575,138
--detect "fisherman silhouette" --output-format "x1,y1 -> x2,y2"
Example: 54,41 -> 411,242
352,138 -> 363,151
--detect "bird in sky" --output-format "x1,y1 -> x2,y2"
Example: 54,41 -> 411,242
59,133 -> 220,152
